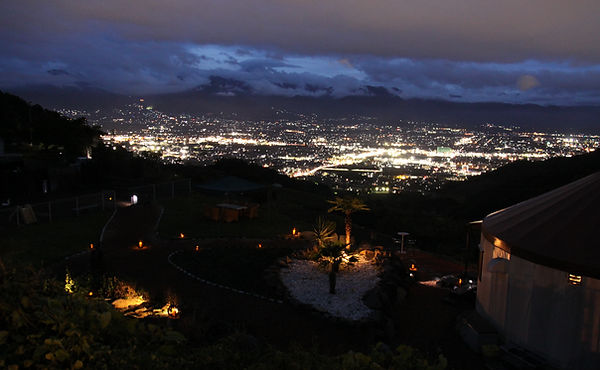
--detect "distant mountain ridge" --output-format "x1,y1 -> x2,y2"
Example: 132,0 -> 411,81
0,91 -> 102,160
443,149 -> 600,219
6,85 -> 134,111
5,83 -> 600,132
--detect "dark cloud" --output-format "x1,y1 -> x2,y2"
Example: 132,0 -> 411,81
47,69 -> 70,76
198,76 -> 252,95
304,84 -> 333,95
362,85 -> 394,97
273,82 -> 298,90
0,1 -> 599,105
2,1 -> 599,63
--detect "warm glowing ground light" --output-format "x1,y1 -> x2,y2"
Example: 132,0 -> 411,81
138,240 -> 143,248
112,296 -> 147,310
180,233 -> 185,239
110,289 -> 180,319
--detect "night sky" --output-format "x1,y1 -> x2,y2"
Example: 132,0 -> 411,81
1,1 -> 599,105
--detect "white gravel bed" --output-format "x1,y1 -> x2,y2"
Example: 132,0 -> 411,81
280,256 -> 379,321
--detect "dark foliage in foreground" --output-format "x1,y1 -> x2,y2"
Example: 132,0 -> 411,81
0,266 -> 446,369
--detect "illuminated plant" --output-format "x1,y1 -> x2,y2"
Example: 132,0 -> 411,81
313,216 -> 336,247
318,241 -> 357,294
327,196 -> 369,247
64,268 -> 76,294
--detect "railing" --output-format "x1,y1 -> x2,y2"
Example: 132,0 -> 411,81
122,179 -> 191,204
0,179 -> 191,228
0,190 -> 116,227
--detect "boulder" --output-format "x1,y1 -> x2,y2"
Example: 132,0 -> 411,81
378,282 -> 398,304
396,287 -> 407,302
363,288 -> 383,310
299,231 -> 316,241
278,258 -> 289,268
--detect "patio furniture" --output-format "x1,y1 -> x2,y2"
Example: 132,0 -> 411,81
246,203 -> 259,219
216,203 -> 247,211
221,207 -> 240,222
205,206 -> 221,221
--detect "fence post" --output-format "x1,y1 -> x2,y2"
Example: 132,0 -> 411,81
48,202 -> 52,222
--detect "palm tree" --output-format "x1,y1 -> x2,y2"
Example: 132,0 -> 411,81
327,197 -> 369,247
318,241 -> 357,294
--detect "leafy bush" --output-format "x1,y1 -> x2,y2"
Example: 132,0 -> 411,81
0,270 -> 188,369
0,268 -> 446,369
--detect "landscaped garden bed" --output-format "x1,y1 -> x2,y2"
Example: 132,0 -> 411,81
280,255 -> 379,320
169,239 -> 307,297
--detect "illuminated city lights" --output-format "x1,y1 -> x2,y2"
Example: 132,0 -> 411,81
59,104 -> 600,194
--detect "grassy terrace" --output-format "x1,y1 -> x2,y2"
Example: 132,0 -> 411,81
171,240 -> 306,297
158,188 -> 329,239
0,210 -> 113,268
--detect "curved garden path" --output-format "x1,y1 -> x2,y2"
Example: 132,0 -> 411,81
61,202 -> 483,368
66,203 -> 370,353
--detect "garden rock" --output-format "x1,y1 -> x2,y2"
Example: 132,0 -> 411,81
363,288 -> 383,310
362,250 -> 375,260
396,287 -> 407,302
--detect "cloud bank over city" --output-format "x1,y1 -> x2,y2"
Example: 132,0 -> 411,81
1,0 -> 599,105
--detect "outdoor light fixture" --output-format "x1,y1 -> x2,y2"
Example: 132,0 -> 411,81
138,240 -> 143,249
292,227 -> 296,236
258,243 -> 262,249
180,233 -> 185,239
195,245 -> 199,252
409,263 -> 417,272
568,274 -> 582,286
131,194 -> 138,204
90,243 -> 94,250
167,305 -> 179,317
88,291 -> 93,297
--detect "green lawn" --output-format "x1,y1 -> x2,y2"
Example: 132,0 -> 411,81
0,210 -> 113,269
171,240 -> 297,296
159,188 -> 328,239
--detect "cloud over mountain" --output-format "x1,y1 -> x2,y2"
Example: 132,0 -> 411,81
1,1 -> 599,105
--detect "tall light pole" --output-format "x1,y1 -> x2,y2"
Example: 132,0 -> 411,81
397,231 -> 410,254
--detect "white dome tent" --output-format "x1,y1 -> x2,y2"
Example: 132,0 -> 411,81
477,172 -> 600,369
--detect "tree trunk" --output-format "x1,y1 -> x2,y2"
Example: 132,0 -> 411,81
329,259 -> 341,294
345,212 -> 352,247
329,270 -> 336,294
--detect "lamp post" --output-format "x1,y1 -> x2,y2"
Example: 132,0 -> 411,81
397,231 -> 409,254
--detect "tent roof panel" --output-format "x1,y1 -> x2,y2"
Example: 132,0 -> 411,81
482,172 -> 600,278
